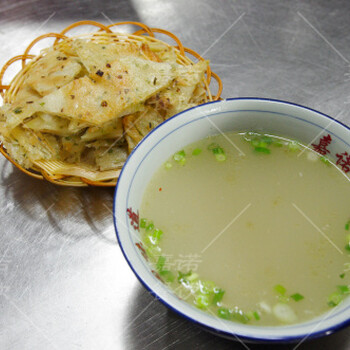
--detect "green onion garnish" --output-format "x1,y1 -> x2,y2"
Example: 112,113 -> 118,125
208,143 -> 226,162
164,161 -> 172,169
288,141 -> 301,151
140,218 -> 147,229
212,288 -> 225,305
159,270 -> 175,283
274,284 -> 287,295
218,307 -> 231,319
320,156 -> 331,166
254,147 -> 270,154
345,221 -> 350,231
156,256 -> 166,271
215,154 -> 226,161
253,311 -> 260,320
177,270 -> 192,284
145,245 -> 161,259
231,308 -> 249,324
173,150 -> 186,165
150,229 -> 163,243
290,293 -> 304,302
261,136 -> 273,145
195,294 -> 210,309
198,280 -> 216,295
244,132 -> 278,153
251,139 -> 261,148
192,148 -> 202,156
145,227 -> 163,246
337,285 -> 350,294
328,292 -> 343,307
146,222 -> 154,232
14,107 -> 22,114
340,273 -> 345,279
273,140 -> 284,147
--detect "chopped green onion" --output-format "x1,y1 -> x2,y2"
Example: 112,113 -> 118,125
156,256 -> 166,271
261,136 -> 273,145
288,141 -> 301,151
146,228 -> 163,246
189,274 -> 200,284
192,148 -> 202,156
254,147 -> 270,154
145,245 -> 161,259
173,150 -> 186,165
274,284 -> 287,295
159,270 -> 175,283
218,307 -> 231,320
320,156 -> 331,166
251,139 -> 261,148
259,141 -> 269,148
215,154 -> 226,162
212,147 -> 224,155
337,285 -> 350,294
173,150 -> 185,160
253,311 -> 261,320
39,102 -> 45,107
345,244 -> 350,252
328,292 -> 343,307
198,280 -> 215,295
14,107 -> 22,114
208,143 -> 226,162
246,311 -> 254,320
345,221 -> 350,231
146,222 -> 154,232
340,273 -> 345,279
231,308 -> 249,324
140,218 -> 147,229
177,270 -> 192,284
150,229 -> 163,243
164,161 -> 172,169
290,293 -> 304,302
212,288 -> 225,305
195,294 -> 210,309
273,140 -> 284,147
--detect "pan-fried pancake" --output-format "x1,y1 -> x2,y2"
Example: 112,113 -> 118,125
0,37 -> 209,181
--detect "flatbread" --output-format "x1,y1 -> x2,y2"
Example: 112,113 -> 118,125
40,56 -> 176,125
0,36 -> 210,179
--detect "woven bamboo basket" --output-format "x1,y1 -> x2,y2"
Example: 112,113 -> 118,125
0,21 -> 222,187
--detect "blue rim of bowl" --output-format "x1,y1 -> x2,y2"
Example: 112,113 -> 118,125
113,97 -> 350,343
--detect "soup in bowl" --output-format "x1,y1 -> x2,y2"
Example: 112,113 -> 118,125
113,98 -> 350,342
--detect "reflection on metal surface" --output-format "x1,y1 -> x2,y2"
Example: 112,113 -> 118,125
1,0 -> 350,349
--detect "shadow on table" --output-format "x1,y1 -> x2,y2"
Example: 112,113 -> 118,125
1,163 -> 116,244
124,284 -> 350,350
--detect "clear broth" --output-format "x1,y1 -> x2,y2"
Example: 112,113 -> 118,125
140,132 -> 350,326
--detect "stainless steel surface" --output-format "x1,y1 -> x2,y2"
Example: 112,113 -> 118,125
1,0 -> 350,349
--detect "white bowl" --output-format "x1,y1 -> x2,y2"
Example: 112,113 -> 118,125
113,98 -> 350,343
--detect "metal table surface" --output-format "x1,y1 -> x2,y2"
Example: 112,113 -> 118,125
1,0 -> 350,349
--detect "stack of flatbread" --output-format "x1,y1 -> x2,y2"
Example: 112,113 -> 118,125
0,36 -> 209,183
